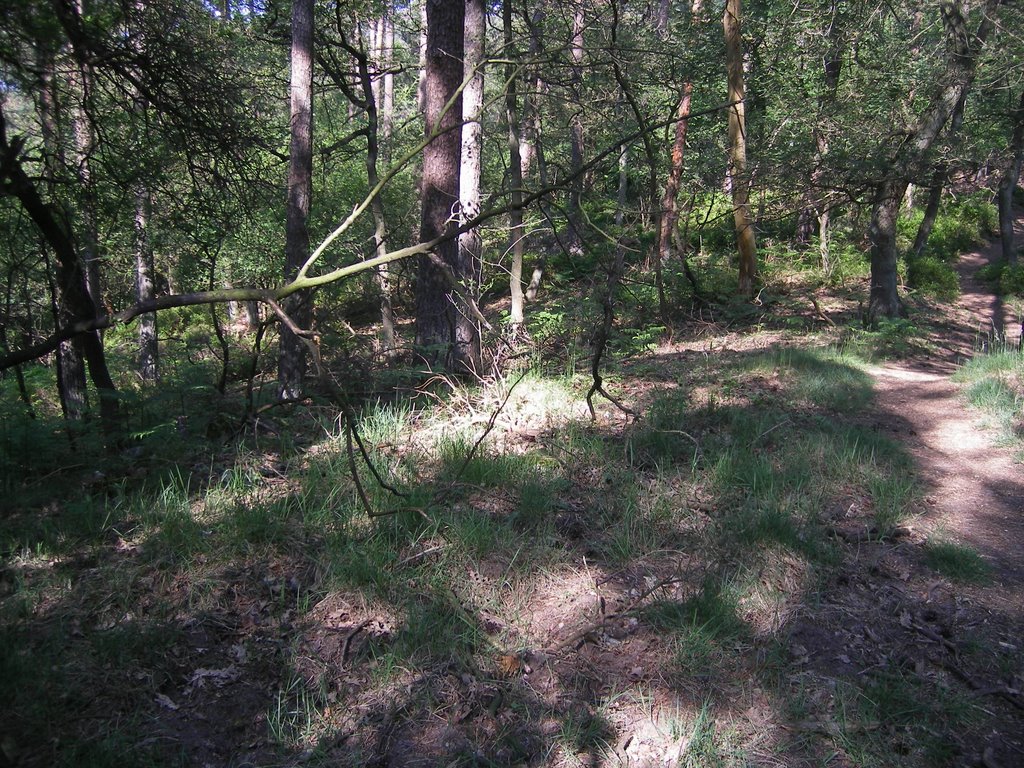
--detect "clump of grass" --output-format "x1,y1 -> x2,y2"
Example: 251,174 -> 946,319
924,538 -> 992,583
839,318 -> 935,360
954,347 -> 1024,452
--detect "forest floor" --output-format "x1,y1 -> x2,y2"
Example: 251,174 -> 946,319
3,216 -> 1024,768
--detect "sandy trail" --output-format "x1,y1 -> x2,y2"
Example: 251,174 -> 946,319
870,209 -> 1024,614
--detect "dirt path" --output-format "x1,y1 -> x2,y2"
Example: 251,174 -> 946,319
869,211 -> 1024,616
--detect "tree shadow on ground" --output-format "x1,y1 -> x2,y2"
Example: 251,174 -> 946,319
2,344 -> 1023,766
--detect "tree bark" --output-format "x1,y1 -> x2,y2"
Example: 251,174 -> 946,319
503,0 -> 525,334
352,18 -> 396,354
998,89 -> 1024,264
566,2 -> 585,256
135,186 -> 158,380
38,51 -> 89,421
278,0 -> 314,400
67,5 -> 103,320
458,0 -> 484,365
658,83 -> 693,270
414,0 -> 470,372
723,0 -> 757,296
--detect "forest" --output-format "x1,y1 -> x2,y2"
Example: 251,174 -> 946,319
2,0 -> 1024,766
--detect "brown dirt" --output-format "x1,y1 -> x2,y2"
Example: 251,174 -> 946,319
855,210 -> 1024,764
869,210 -> 1024,609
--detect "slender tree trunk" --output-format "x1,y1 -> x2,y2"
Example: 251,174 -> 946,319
523,5 -> 552,301
608,1 -> 665,319
867,0 -> 997,320
278,0 -> 314,400
380,7 -> 395,164
998,90 -> 1024,264
723,0 -> 757,296
38,52 -> 89,421
134,186 -> 158,380
412,0 -> 429,246
566,3 -> 585,256
414,0 -> 470,372
67,8 -> 103,320
457,0 -> 484,366
504,0 -> 525,334
520,5 -> 545,179
658,83 -> 693,268
355,18 -> 397,354
802,6 -> 842,266
656,0 -> 670,37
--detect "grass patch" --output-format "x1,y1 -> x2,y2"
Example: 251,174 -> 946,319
923,538 -> 992,583
955,346 -> 1024,452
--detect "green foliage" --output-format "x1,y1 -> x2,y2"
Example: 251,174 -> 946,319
1000,263 -> 1024,296
907,255 -> 960,299
840,318 -> 934,360
974,259 -> 1024,297
900,193 -> 998,264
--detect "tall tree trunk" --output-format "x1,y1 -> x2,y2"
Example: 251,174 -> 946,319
412,0 -> 429,246
379,6 -> 395,164
68,5 -> 103,320
38,51 -> 89,421
132,1 -> 157,381
504,0 -> 525,334
457,0 -> 484,367
134,186 -> 158,380
566,2 -> 585,256
520,5 -> 545,179
278,0 -> 314,400
867,0 -> 997,320
414,0 -> 470,372
656,0 -> 670,38
800,3 -> 842,267
354,16 -> 397,354
523,5 -> 551,301
723,0 -> 757,296
608,1 -> 665,319
658,83 -> 693,269
998,89 -> 1024,264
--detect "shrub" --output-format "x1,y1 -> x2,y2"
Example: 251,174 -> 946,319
907,255 -> 959,299
1000,262 -> 1024,297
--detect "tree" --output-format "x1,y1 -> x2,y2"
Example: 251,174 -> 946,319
279,0 -> 315,400
504,0 -> 526,334
414,0 -> 472,373
458,0 -> 485,362
723,0 -> 757,297
866,0 -> 997,321
997,89 -> 1024,265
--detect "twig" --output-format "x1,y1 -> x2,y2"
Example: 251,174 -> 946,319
396,545 -> 446,569
811,295 -> 836,326
344,411 -> 376,518
753,418 -> 791,444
